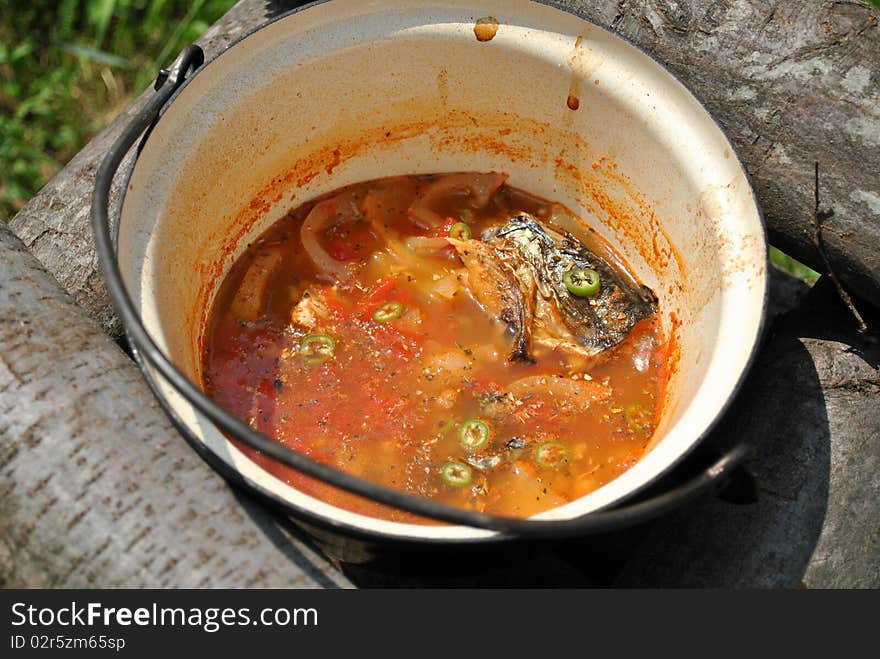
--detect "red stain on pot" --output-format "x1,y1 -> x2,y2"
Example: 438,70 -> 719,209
325,147 -> 342,175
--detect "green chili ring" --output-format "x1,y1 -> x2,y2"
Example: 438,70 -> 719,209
373,301 -> 404,323
441,461 -> 473,487
449,222 -> 472,240
535,441 -> 571,469
459,419 -> 490,449
624,402 -> 653,434
300,333 -> 336,364
563,267 -> 601,297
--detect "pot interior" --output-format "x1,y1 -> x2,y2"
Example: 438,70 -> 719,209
118,0 -> 766,540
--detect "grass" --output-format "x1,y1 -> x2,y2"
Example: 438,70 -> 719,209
0,0 -> 236,221
770,247 -> 820,284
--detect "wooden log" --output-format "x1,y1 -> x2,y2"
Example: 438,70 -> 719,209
611,277 -> 880,588
8,0 -> 880,338
0,223 -> 351,588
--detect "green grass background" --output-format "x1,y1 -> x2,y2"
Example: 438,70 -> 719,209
0,0 -> 236,221
1,0 -> 850,281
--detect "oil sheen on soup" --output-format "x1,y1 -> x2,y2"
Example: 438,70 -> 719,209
202,172 -> 669,522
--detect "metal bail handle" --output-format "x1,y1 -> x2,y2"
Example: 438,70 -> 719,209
91,44 -> 753,538
155,45 -> 205,92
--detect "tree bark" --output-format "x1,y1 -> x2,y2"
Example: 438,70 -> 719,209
0,223 -> 351,588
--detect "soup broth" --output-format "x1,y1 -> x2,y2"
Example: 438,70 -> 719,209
202,173 -> 669,522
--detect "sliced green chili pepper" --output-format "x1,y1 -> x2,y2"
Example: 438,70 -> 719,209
441,461 -> 472,487
300,333 -> 336,364
458,208 -> 474,223
372,301 -> 404,323
624,402 -> 652,434
563,267 -> 601,297
459,419 -> 490,449
449,222 -> 472,240
535,441 -> 570,468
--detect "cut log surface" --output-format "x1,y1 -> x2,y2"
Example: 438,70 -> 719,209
0,224 -> 352,588
2,0 -> 878,587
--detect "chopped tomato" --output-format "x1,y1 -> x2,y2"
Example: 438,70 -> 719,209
327,239 -> 359,261
428,216 -> 459,238
356,277 -> 398,318
320,286 -> 348,320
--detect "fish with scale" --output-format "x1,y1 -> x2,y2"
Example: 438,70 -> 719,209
449,213 -> 657,364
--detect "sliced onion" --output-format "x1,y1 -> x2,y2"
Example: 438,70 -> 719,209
407,172 -> 508,228
507,375 -> 610,402
228,248 -> 283,321
300,191 -> 359,280
403,236 -> 450,252
373,233 -> 450,271
543,202 -> 586,236
362,185 -> 427,267
429,271 -> 463,300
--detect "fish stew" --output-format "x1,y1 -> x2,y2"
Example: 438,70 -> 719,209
202,173 -> 670,522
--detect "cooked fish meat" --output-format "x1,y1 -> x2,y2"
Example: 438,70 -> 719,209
453,213 -> 656,362
446,237 -> 534,362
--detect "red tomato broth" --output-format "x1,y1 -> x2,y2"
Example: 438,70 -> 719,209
202,173 -> 670,523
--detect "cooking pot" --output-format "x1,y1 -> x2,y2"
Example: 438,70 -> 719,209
92,0 -> 766,548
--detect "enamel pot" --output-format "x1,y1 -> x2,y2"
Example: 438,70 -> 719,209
92,0 -> 767,556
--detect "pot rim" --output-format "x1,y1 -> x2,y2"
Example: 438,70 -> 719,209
106,0 -> 769,543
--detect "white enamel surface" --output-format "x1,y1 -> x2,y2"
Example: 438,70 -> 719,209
118,0 -> 766,541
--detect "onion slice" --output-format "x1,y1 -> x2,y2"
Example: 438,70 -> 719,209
403,236 -> 449,252
300,190 -> 359,280
506,375 -> 611,402
408,172 -> 507,228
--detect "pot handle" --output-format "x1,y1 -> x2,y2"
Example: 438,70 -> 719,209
92,45 -> 752,539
